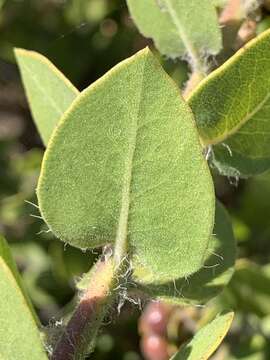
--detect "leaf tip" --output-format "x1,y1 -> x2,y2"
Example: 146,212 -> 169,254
134,46 -> 153,60
14,47 -> 36,59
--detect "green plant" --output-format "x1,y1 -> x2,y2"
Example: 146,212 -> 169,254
3,1 -> 270,359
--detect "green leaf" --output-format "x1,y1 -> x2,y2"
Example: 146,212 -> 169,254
37,48 -> 215,282
126,0 -> 222,71
188,29 -> 270,177
0,235 -> 39,324
171,312 -> 234,360
133,200 -> 236,304
225,260 -> 270,317
0,244 -> 48,359
212,0 -> 228,8
15,48 -> 79,146
0,0 -> 6,11
210,146 -> 270,178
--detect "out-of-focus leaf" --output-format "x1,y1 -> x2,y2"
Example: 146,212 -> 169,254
227,333 -> 270,360
188,29 -> 270,177
0,243 -> 47,359
126,0 -> 222,67
233,171 -> 270,248
212,0 -> 228,8
0,235 -> 39,323
37,48 -> 215,282
11,242 -> 55,308
257,17 -> 270,35
171,312 -> 234,360
133,201 -> 236,304
225,260 -> 270,317
15,48 -> 79,145
0,0 -> 6,11
232,216 -> 251,243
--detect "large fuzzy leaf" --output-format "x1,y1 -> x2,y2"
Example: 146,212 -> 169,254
37,48 -> 214,282
133,201 -> 236,304
127,0 -> 222,68
0,240 -> 47,359
171,312 -> 234,360
15,48 -> 79,145
188,29 -> 270,177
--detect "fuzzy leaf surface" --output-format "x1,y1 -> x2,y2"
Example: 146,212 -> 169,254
188,29 -> 270,177
37,48 -> 214,282
126,0 -> 222,61
15,48 -> 79,145
0,252 -> 47,359
134,201 -> 236,304
171,312 -> 234,360
0,235 -> 39,323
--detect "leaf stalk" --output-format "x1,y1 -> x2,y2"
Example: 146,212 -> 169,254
52,256 -> 119,360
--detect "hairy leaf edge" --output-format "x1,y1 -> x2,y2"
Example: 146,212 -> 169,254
37,47 -> 215,271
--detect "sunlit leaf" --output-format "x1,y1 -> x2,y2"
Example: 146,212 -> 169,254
15,48 -> 79,146
134,201 -> 236,304
37,48 -> 214,282
171,312 -> 234,360
0,238 -> 47,359
0,235 -> 39,324
188,29 -> 270,177
127,0 -> 221,69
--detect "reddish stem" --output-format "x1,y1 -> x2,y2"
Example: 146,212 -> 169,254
52,258 -> 116,360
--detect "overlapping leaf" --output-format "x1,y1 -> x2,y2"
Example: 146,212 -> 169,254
37,48 -> 214,282
188,29 -> 270,177
15,48 -> 79,145
126,0 -> 222,65
133,201 -> 236,304
0,236 -> 47,359
171,312 -> 234,360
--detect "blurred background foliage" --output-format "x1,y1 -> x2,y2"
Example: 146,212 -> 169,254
1,0 -> 270,359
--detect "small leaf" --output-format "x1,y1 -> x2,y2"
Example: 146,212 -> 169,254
0,243 -> 47,359
0,235 -> 39,324
171,312 -> 234,360
15,48 -> 79,146
126,0 -> 222,69
37,48 -> 215,282
134,200 -> 236,304
188,29 -> 270,177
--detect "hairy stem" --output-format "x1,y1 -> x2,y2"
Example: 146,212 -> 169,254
52,256 -> 119,360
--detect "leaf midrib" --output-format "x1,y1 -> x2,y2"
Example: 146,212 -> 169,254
113,59 -> 146,265
20,59 -> 64,117
162,0 -> 204,73
205,91 -> 270,146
